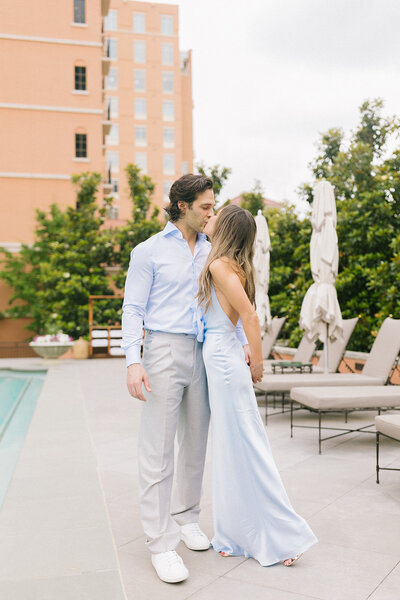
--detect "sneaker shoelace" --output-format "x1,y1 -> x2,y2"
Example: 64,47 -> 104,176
165,551 -> 183,566
184,524 -> 205,538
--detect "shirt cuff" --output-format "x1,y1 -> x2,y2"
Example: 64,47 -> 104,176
125,345 -> 141,367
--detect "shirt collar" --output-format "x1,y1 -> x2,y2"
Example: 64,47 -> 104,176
162,221 -> 208,243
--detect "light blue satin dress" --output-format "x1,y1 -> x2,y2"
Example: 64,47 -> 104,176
202,286 -> 318,566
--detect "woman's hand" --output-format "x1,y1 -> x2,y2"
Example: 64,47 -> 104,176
250,360 -> 264,383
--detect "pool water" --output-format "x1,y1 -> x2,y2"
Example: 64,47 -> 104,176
0,370 -> 46,508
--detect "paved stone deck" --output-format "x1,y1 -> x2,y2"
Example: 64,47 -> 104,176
0,357 -> 399,599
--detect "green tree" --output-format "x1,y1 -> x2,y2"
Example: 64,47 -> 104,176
112,164 -> 163,291
0,172 -> 117,339
298,98 -> 400,351
240,180 -> 265,216
196,163 -> 231,200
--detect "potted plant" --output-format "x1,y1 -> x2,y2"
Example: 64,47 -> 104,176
29,316 -> 73,359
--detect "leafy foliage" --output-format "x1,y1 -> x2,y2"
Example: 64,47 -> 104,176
281,99 -> 400,351
240,180 -> 265,216
0,173 -> 116,339
196,163 -> 232,200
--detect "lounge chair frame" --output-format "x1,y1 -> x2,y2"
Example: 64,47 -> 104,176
376,430 -> 400,484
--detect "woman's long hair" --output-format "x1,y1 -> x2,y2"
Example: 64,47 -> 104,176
198,204 -> 257,312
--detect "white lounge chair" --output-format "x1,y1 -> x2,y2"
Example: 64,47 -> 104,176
255,317 -> 400,397
263,333 -> 316,373
261,316 -> 286,360
290,385 -> 400,453
375,414 -> 400,483
313,317 -> 359,373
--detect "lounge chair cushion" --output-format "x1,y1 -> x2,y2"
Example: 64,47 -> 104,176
375,414 -> 400,441
255,373 -> 384,393
290,386 -> 400,410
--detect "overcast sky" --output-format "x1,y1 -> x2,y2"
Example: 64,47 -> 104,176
158,0 -> 400,209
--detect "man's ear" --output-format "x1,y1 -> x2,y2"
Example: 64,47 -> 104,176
177,201 -> 187,214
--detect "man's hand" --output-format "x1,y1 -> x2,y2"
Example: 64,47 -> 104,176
243,344 -> 251,365
127,363 -> 151,401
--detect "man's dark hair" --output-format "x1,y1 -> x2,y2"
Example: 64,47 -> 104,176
165,174 -> 213,222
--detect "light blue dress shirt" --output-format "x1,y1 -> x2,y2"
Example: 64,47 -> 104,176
121,221 -> 247,366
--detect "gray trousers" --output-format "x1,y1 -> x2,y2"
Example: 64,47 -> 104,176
139,330 -> 210,554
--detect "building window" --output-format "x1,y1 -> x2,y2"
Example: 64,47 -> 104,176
74,66 -> 86,90
134,98 -> 147,119
75,133 -> 87,158
134,70 -> 146,92
133,12 -> 146,33
163,127 -> 175,148
74,0 -> 85,24
104,9 -> 117,31
112,179 -> 119,194
105,38 -> 117,59
161,15 -> 173,36
162,72 -> 173,94
163,154 -> 175,175
135,126 -> 147,146
107,205 -> 119,220
162,100 -> 174,121
107,150 -> 119,172
135,152 -> 147,173
162,43 -> 173,66
106,124 -> 119,146
106,67 -> 118,90
163,181 -> 172,202
106,96 -> 118,120
182,161 -> 189,175
134,40 -> 146,63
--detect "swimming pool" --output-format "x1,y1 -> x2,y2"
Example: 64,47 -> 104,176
0,369 -> 46,508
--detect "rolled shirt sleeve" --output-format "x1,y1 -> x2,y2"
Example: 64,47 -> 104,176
121,244 -> 153,367
235,317 -> 248,347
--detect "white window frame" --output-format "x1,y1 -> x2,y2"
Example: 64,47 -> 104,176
162,100 -> 174,121
163,154 -> 175,175
133,12 -> 146,33
163,181 -> 172,202
106,96 -> 119,119
135,152 -> 147,173
135,126 -> 147,147
134,98 -> 147,120
162,72 -> 174,94
104,9 -> 117,31
161,15 -> 173,36
163,127 -> 175,148
106,150 -> 119,172
106,67 -> 118,90
162,43 -> 174,66
106,124 -> 119,146
134,40 -> 146,63
134,70 -> 146,92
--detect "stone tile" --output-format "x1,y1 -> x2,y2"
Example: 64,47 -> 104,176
189,576 -> 323,600
369,561 -> 400,600
0,570 -> 125,600
0,524 -> 118,580
225,541 -> 398,600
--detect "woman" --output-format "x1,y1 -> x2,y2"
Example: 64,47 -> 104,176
198,204 -> 317,567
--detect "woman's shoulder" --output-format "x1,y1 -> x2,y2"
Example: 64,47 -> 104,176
209,257 -> 245,286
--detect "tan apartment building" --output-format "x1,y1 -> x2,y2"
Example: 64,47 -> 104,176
0,0 -> 194,344
103,0 -> 193,221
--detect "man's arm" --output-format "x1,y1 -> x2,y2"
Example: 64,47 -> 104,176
122,243 -> 153,400
235,318 -> 250,364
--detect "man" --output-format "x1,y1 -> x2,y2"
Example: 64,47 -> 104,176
122,174 -> 248,583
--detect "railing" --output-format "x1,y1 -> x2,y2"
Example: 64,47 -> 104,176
0,342 -> 37,359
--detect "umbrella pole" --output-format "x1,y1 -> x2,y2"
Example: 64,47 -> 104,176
324,323 -> 329,373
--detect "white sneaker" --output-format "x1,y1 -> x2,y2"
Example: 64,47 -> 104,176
181,522 -> 211,551
151,551 -> 189,583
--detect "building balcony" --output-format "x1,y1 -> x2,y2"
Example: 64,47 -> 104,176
102,55 -> 111,76
101,0 -> 111,17
102,119 -> 112,135
103,168 -> 113,194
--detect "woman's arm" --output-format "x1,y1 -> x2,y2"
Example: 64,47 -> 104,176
210,259 -> 263,383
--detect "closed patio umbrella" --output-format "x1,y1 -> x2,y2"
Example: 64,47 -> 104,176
254,209 -> 272,334
299,180 -> 343,372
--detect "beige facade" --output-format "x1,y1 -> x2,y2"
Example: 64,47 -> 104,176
0,0 -> 193,343
103,0 -> 193,220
